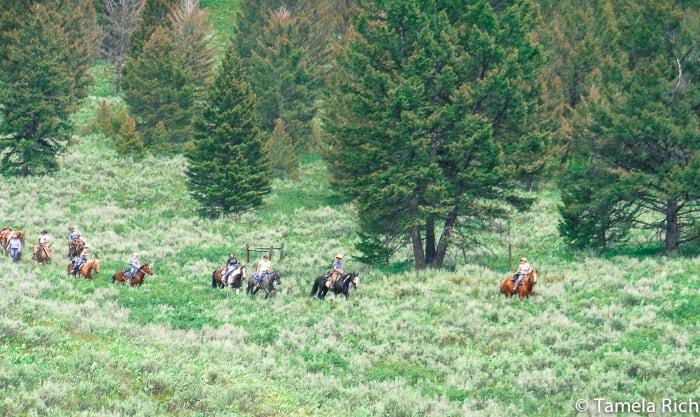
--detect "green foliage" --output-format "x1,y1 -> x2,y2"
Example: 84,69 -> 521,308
235,1 -> 318,152
266,118 -> 300,179
184,45 -> 271,216
556,0 -> 700,254
122,27 -> 195,154
0,0 -> 98,176
322,0 -> 545,269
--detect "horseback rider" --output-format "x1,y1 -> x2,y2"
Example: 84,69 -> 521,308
127,252 -> 140,283
71,246 -> 89,274
69,226 -> 81,242
513,257 -> 532,291
222,252 -> 240,283
8,232 -> 23,263
38,230 -> 51,248
325,254 -> 344,288
255,254 -> 271,283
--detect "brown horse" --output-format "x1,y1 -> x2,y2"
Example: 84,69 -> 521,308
66,258 -> 100,280
500,269 -> 538,301
68,239 -> 85,259
212,265 -> 247,294
112,264 -> 154,287
3,231 -> 25,258
33,243 -> 52,266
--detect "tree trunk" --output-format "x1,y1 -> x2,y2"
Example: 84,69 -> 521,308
664,197 -> 680,254
434,211 -> 459,269
425,216 -> 436,265
411,225 -> 426,270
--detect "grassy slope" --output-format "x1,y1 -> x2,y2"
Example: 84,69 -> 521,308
1,3 -> 699,417
1,98 -> 699,416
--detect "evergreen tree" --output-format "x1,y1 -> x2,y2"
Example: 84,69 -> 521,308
0,0 -> 98,176
234,0 -> 319,152
322,0 -> 545,269
168,0 -> 217,104
121,26 -> 194,153
184,46 -> 271,216
266,118 -> 299,179
248,7 -> 317,151
560,0 -> 700,254
128,0 -> 177,54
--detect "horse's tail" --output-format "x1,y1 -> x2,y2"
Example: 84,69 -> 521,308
309,279 -> 319,297
212,270 -> 217,288
111,273 -> 116,284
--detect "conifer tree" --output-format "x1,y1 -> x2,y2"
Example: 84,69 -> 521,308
0,0 -> 98,176
184,46 -> 271,216
168,0 -> 217,104
121,26 -> 194,153
266,118 -> 299,179
322,0 -> 545,268
234,0 -> 319,152
558,0 -> 700,254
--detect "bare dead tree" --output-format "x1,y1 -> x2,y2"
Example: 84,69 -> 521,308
101,0 -> 145,94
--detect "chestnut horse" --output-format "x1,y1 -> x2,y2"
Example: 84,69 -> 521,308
33,243 -> 52,266
68,239 -> 85,259
500,269 -> 538,301
212,265 -> 247,294
112,264 -> 154,287
66,258 -> 100,280
3,231 -> 25,258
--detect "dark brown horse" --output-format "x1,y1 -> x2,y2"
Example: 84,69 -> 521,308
246,270 -> 281,299
112,264 -> 154,287
500,269 -> 538,301
309,272 -> 360,300
68,239 -> 85,259
66,258 -> 100,280
33,243 -> 52,266
212,265 -> 247,294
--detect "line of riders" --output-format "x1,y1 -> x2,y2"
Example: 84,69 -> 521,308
1,225 -> 533,299
0,226 -> 144,283
216,252 -> 347,289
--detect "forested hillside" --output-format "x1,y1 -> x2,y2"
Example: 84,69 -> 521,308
0,1 -> 699,416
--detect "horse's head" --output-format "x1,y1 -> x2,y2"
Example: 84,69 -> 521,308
345,272 -> 359,289
529,270 -> 538,285
141,264 -> 154,275
272,270 -> 281,285
91,259 -> 100,273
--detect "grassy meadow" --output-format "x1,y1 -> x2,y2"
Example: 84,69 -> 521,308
1,94 -> 699,417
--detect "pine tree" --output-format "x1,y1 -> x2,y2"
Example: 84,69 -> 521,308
121,26 -> 194,153
559,0 -> 700,254
266,118 -> 299,179
0,0 -> 98,176
234,0 -> 319,152
184,46 -> 271,216
115,112 -> 147,159
322,0 -> 545,268
168,0 -> 217,104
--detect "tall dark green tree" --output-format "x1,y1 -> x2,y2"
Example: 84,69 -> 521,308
322,0 -> 546,269
0,0 -> 98,176
559,0 -> 700,254
121,27 -> 194,153
234,0 -> 320,152
248,7 -> 317,152
184,46 -> 271,216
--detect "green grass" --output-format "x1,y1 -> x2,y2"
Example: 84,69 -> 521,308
2,27 -> 700,417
